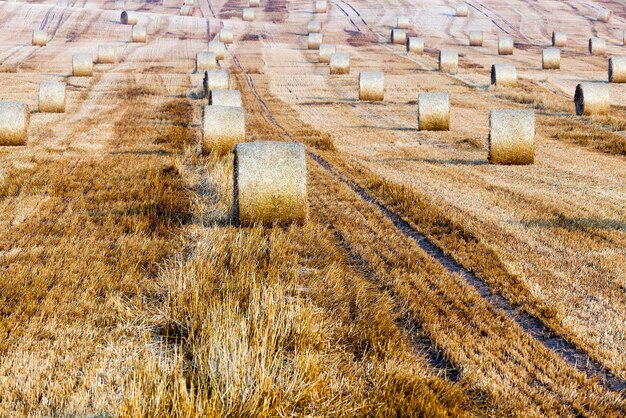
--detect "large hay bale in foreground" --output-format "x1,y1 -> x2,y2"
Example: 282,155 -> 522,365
219,28 -> 234,44
308,33 -> 323,50
97,45 -> 115,63
39,81 -> 66,113
407,37 -> 424,53
542,48 -> 560,69
196,51 -> 218,72
234,141 -> 307,226
588,37 -> 606,55
329,52 -> 350,74
307,20 -> 322,33
359,71 -> 384,101
391,28 -> 406,45
491,63 -> 517,86
468,30 -> 483,46
456,4 -> 468,17
597,9 -> 612,23
0,102 -> 29,145
180,5 -> 193,16
609,56 -> 626,83
315,0 -> 327,13
72,53 -> 93,76
417,92 -> 449,131
319,44 -> 335,63
552,31 -> 566,47
488,109 -> 535,165
208,41 -> 226,60
131,25 -> 147,43
438,50 -> 458,74
121,11 -> 138,25
397,16 -> 410,29
32,30 -> 47,46
202,105 -> 245,155
574,82 -> 610,116
498,36 -> 513,55
203,70 -> 230,96
242,7 -> 254,21
209,89 -> 242,107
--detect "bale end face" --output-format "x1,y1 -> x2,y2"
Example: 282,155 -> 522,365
608,56 -> 626,83
407,37 -> 424,53
318,44 -> 336,63
391,28 -> 406,45
551,31 -> 567,47
588,37 -> 606,55
0,102 -> 29,146
209,89 -> 242,107
32,30 -> 48,46
97,45 -> 116,64
488,109 -> 535,165
72,54 -> 93,76
498,36 -> 514,55
315,0 -> 327,13
574,83 -> 610,116
329,53 -> 350,75
359,71 -> 385,101
491,63 -> 517,87
242,8 -> 254,21
220,28 -> 234,44
417,92 -> 450,131
202,105 -> 245,155
456,4 -> 468,17
131,26 -> 147,43
39,81 -> 66,113
468,31 -> 483,46
234,141 -> 307,226
438,50 -> 458,74
542,48 -> 560,70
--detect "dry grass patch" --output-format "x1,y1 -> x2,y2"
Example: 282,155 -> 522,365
540,115 -> 626,155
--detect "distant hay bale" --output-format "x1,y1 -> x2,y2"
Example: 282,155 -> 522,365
131,25 -> 147,43
307,20 -> 322,33
202,105 -> 245,155
72,53 -> 93,76
315,0 -> 327,13
456,4 -> 468,17
608,56 -> 626,83
38,81 -> 66,113
359,71 -> 384,101
203,70 -> 230,97
417,92 -> 449,131
208,41 -> 226,60
219,28 -> 234,44
97,45 -> 115,63
542,47 -> 560,69
468,30 -> 483,46
588,37 -> 606,55
209,89 -> 242,107
184,0 -> 196,5
498,36 -> 513,55
249,0 -> 260,6
438,50 -> 458,74
121,11 -> 138,25
0,102 -> 29,146
574,82 -> 610,116
391,28 -> 406,45
32,30 -> 48,46
114,0 -> 124,10
491,63 -> 517,86
318,44 -> 335,63
179,5 -> 193,16
329,52 -> 350,74
196,51 -> 218,72
234,141 -> 307,226
597,9 -> 612,23
308,33 -> 323,50
397,16 -> 410,29
242,7 -> 254,21
406,37 -> 424,53
488,109 -> 535,165
551,31 -> 566,47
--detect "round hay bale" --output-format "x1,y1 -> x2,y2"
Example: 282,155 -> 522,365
114,0 -> 125,10
397,16 -> 410,29
551,31 -> 566,47
72,53 -> 93,76
202,105 -> 245,155
209,89 -> 242,107
234,141 -> 307,226
359,71 -> 384,101
468,30 -> 483,46
308,33 -> 323,50
38,81 -> 66,113
542,47 -> 560,70
438,50 -> 458,74
456,4 -> 468,17
588,37 -> 606,55
179,5 -> 194,16
319,44 -> 336,63
574,82 -> 610,116
184,0 -> 196,5
491,63 -> 517,86
329,52 -> 350,75
97,45 -> 116,64
208,41 -> 226,60
608,56 -> 626,83
597,9 -> 612,23
32,30 -> 48,46
242,7 -> 254,21
406,37 -> 424,53
219,28 -> 234,44
196,51 -> 218,72
391,28 -> 406,45
0,102 -> 29,146
307,20 -> 322,34
418,92 -> 449,131
315,0 -> 327,13
488,109 -> 535,165
203,69 -> 230,97
131,25 -> 147,43
249,0 -> 260,6
498,35 -> 514,55
121,11 -> 138,25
